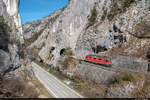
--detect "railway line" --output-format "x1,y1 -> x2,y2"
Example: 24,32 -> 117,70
81,60 -> 148,75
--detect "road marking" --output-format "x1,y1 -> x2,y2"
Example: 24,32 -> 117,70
33,65 -> 58,98
32,62 -> 83,98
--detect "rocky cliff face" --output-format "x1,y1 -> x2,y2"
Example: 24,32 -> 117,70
0,0 -> 23,77
3,0 -> 23,42
23,0 -> 150,66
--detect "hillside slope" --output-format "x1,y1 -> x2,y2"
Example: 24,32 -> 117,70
23,0 -> 150,66
23,0 -> 150,98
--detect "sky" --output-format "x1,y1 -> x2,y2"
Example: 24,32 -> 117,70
19,0 -> 69,24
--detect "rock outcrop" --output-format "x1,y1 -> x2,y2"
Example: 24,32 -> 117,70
3,0 -> 23,42
22,0 -> 150,97
107,81 -> 144,98
0,50 -> 11,77
23,0 -> 150,68
0,0 -> 23,78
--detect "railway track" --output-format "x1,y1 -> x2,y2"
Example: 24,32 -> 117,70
81,60 -> 149,75
81,60 -> 123,73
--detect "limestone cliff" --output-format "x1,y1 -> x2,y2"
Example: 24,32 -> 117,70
0,0 -> 23,77
23,0 -> 150,66
3,0 -> 23,42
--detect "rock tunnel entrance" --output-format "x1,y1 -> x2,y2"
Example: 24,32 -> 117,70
60,48 -> 65,56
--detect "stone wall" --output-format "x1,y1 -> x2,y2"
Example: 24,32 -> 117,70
112,55 -> 148,73
74,63 -> 118,84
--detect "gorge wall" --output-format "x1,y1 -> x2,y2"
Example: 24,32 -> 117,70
22,0 -> 150,97
23,0 -> 150,68
0,0 -> 23,77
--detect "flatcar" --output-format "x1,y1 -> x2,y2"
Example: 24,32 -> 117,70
85,55 -> 112,67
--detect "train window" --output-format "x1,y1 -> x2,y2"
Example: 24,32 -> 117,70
99,58 -> 102,60
106,59 -> 109,62
93,57 -> 97,60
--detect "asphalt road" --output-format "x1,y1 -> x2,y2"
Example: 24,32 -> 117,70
31,62 -> 83,98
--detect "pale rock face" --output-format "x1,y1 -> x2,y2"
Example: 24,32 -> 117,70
0,0 -> 23,77
23,0 -> 150,65
3,0 -> 23,42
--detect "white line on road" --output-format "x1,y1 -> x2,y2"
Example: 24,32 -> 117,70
32,62 -> 83,98
35,71 -> 58,98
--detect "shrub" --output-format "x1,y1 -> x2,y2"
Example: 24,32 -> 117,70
87,6 -> 98,28
61,56 -> 72,70
101,7 -> 107,20
21,43 -> 25,48
0,16 -> 11,38
60,56 -> 79,70
113,75 -> 123,84
64,47 -> 74,56
123,73 -> 136,82
122,0 -> 136,11
107,2 -> 119,20
60,47 -> 74,57
107,0 -> 136,21
18,50 -> 25,58
111,73 -> 137,84
49,14 -> 60,24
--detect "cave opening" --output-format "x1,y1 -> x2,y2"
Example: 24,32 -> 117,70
92,45 -> 108,53
113,24 -> 123,33
50,47 -> 55,53
60,48 -> 65,56
40,59 -> 43,63
147,52 -> 150,60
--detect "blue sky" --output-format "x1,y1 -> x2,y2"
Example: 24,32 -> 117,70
19,0 -> 69,24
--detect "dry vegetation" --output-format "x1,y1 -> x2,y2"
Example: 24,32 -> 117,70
58,47 -> 79,71
110,73 -> 138,85
0,68 -> 53,98
73,72 -> 146,98
132,75 -> 150,98
76,79 -> 107,98
31,78 -> 53,98
133,21 -> 150,38
0,77 -> 39,98
60,56 -> 79,71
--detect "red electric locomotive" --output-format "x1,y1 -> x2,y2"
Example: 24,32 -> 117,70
85,55 -> 112,67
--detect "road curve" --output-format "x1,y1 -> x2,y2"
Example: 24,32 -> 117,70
31,62 -> 83,98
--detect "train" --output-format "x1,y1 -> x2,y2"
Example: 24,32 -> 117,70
85,55 -> 112,67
